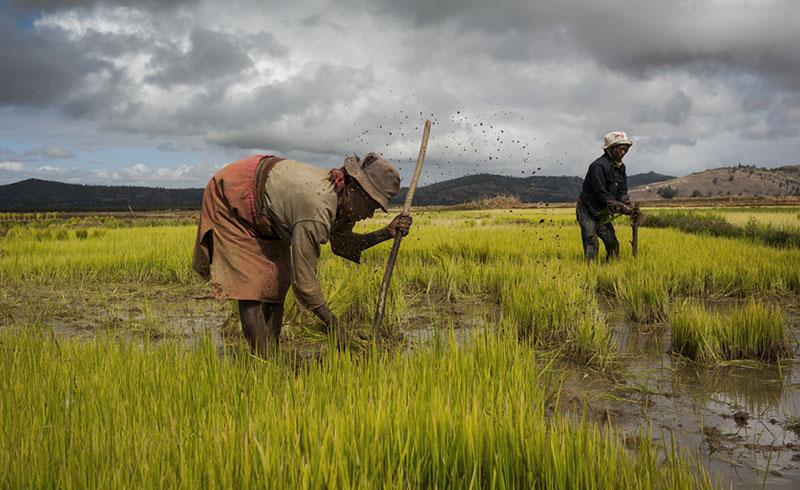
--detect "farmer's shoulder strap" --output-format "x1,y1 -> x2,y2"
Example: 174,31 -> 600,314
252,156 -> 285,238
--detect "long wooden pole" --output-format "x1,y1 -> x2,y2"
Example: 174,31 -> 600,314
374,119 -> 431,336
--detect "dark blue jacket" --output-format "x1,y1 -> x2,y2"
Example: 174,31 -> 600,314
578,153 -> 629,216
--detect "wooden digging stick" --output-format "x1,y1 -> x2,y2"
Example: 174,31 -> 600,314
374,119 -> 431,336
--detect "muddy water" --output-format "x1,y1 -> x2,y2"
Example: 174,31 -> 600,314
612,323 -> 800,489
401,298 -> 497,346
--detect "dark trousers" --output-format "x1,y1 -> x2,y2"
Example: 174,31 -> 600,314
576,201 -> 619,261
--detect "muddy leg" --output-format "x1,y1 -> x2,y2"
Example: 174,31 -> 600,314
238,300 -> 271,357
577,203 -> 600,262
597,222 -> 619,261
261,302 -> 284,354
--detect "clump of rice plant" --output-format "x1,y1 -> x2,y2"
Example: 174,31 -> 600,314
670,300 -> 790,363
613,273 -> 670,323
500,269 -> 615,368
645,210 -> 800,248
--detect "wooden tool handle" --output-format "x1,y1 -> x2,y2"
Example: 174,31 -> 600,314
374,120 -> 431,335
401,120 -> 431,214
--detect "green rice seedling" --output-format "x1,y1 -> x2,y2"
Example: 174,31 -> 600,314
645,209 -> 800,248
126,299 -> 184,339
0,225 -> 196,285
500,267 -> 615,368
670,300 -> 790,363
669,302 -> 719,363
0,328 -> 711,488
720,300 -> 790,361
611,270 -> 670,323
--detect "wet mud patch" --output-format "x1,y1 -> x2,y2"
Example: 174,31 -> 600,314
594,301 -> 800,489
0,283 -> 232,344
401,294 -> 499,347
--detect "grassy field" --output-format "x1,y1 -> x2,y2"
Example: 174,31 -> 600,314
0,329 -> 711,488
1,207 -> 798,487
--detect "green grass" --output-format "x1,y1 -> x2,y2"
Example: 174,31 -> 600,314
670,300 -> 791,363
0,225 -> 196,284
2,209 -> 800,369
0,328 -> 711,489
643,209 -> 800,248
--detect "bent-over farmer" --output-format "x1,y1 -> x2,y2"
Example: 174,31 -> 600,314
576,131 -> 639,261
192,152 -> 411,355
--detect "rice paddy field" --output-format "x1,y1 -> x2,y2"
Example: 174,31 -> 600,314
1,206 -> 799,488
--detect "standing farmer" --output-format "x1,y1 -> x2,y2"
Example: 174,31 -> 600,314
576,131 -> 638,261
192,152 -> 411,356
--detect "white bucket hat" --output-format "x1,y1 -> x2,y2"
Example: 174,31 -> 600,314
602,131 -> 633,149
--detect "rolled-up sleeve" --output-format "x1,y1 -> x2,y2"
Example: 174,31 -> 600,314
290,220 -> 330,310
330,227 -> 364,264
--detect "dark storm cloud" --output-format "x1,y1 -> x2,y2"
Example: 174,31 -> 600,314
79,29 -> 157,58
8,0 -> 199,13
41,146 -> 76,158
61,67 -> 139,120
146,28 -> 256,87
636,135 -> 697,154
0,147 -> 18,162
202,63 -> 375,151
0,14 -> 110,106
157,142 -> 180,152
632,90 -> 692,126
357,0 -> 800,92
144,27 -> 287,88
0,145 -> 76,161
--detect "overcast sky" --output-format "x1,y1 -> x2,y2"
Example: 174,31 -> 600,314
1,0 -> 799,187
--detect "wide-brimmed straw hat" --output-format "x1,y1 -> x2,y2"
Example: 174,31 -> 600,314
602,131 -> 633,149
344,152 -> 400,212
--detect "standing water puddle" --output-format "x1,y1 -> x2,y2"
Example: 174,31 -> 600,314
610,321 -> 800,489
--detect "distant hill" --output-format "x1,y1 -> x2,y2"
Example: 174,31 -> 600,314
630,165 -> 800,200
0,179 -> 203,211
628,171 -> 675,187
0,171 -> 673,211
392,171 -> 674,206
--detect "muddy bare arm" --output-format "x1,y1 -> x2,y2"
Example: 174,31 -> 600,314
330,215 -> 412,263
312,304 -> 340,330
312,304 -> 350,348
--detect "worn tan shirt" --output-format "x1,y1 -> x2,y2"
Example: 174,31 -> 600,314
263,159 -> 335,309
264,159 -> 363,310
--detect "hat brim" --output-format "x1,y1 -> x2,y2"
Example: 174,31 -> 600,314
603,139 -> 633,149
344,158 -> 389,212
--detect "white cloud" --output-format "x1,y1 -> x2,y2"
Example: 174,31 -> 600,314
41,146 -> 76,159
0,161 -> 24,171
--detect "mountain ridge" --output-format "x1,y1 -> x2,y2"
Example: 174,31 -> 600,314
3,166 -> 795,211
